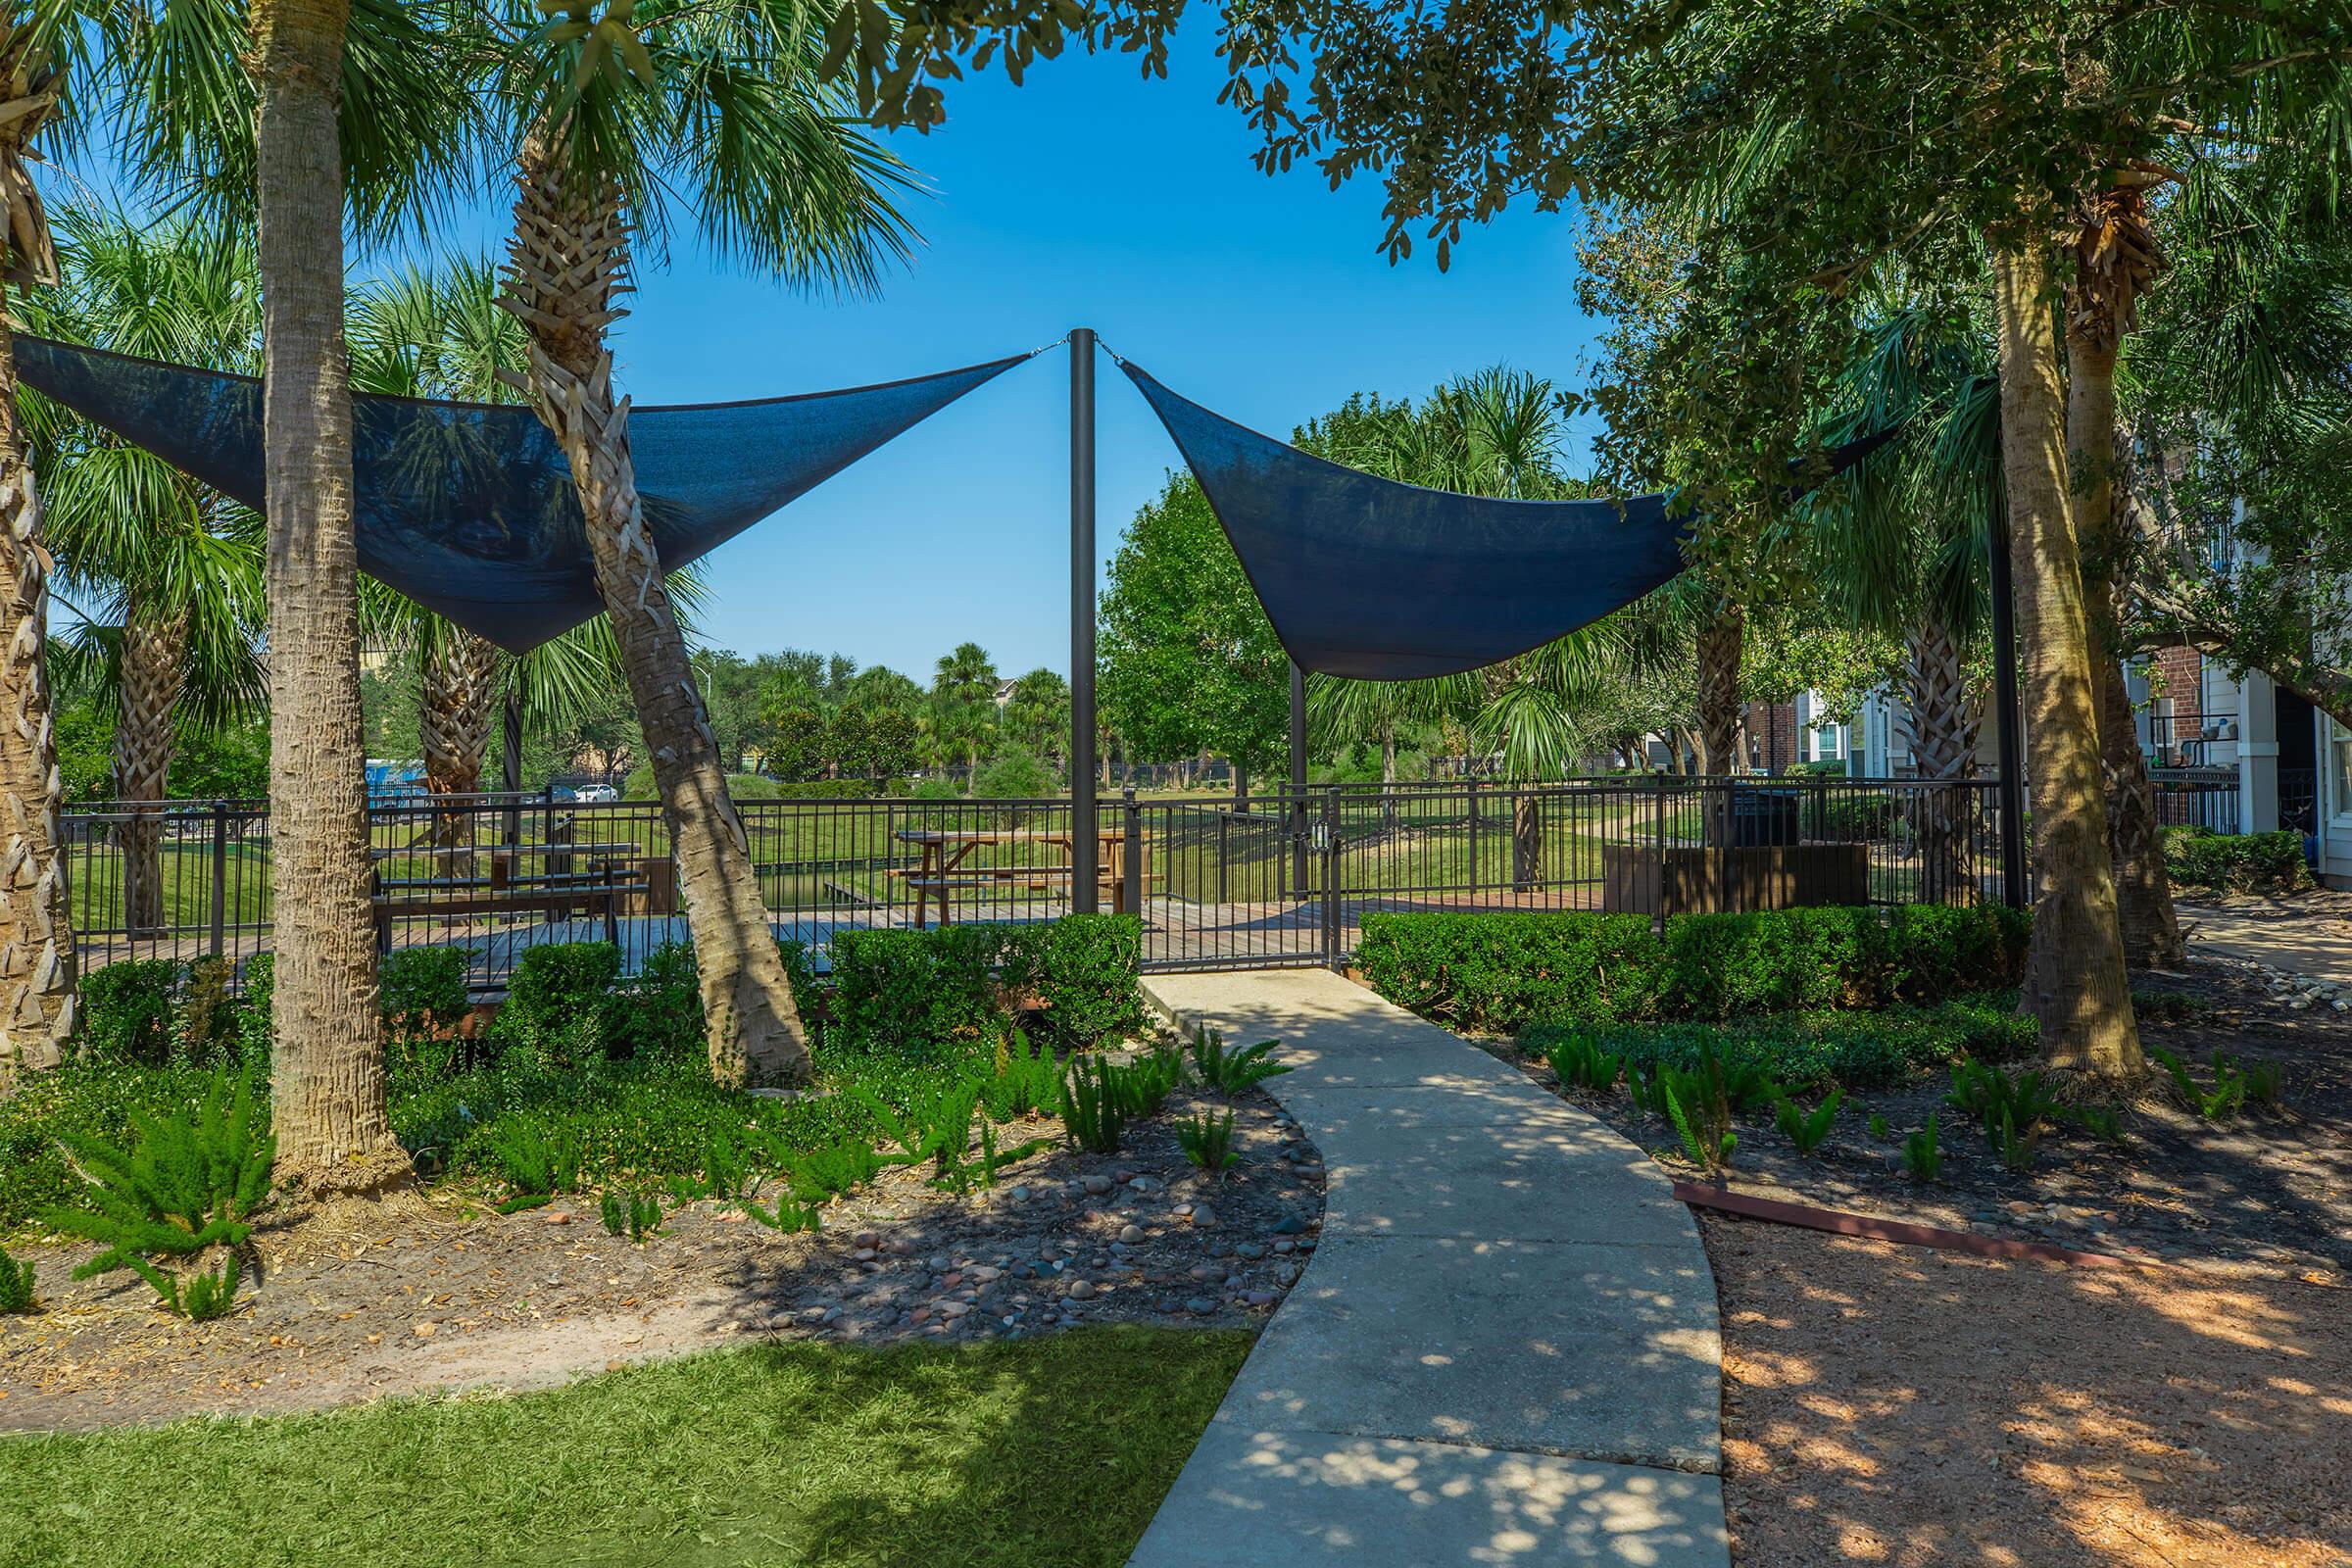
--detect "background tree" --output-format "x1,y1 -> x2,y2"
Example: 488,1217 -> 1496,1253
472,0 -> 915,1086
1002,667 -> 1069,765
1098,472 -> 1288,799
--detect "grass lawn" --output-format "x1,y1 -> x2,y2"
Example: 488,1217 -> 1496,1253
1,1326 -> 1249,1568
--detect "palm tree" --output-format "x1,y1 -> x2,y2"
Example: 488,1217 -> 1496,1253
931,642 -> 1000,787
1807,307 -> 2000,902
18,208 -> 268,937
0,13 -> 85,1080
114,0 -> 477,1191
476,0 -> 915,1087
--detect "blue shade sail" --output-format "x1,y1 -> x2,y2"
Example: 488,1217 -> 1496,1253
1119,361 -> 1691,680
15,335 -> 1030,654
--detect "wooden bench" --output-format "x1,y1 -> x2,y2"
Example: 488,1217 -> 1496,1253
369,862 -> 645,952
892,826 -> 1153,927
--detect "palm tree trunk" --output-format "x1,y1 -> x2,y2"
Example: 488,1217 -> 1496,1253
114,600 -> 186,938
252,0 -> 407,1190
2066,282 -> 2184,971
504,150 -> 809,1088
1900,613 -> 1980,904
419,629 -> 498,856
0,324 -> 74,1084
1991,237 -> 2141,1078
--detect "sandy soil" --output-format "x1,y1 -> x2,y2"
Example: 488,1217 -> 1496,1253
0,1083 -> 1323,1431
1704,1215 -> 2352,1568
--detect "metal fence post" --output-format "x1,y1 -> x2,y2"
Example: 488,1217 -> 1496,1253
1467,777 -> 1482,889
209,801 -> 228,960
1122,787 -> 1143,917
1652,770 -> 1670,926
1321,786 -> 1342,969
1216,807 -> 1230,905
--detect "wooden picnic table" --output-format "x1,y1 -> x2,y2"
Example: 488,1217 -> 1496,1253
892,827 -> 1146,928
368,848 -> 648,952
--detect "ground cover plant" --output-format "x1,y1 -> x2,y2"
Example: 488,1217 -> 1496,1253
0,1327 -> 1251,1568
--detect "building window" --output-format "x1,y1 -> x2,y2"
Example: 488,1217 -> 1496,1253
2333,720 -> 2352,821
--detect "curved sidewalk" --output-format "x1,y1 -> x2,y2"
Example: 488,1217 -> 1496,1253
1131,969 -> 1730,1568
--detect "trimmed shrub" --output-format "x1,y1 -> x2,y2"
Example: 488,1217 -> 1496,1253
1031,914 -> 1146,1046
379,947 -> 474,1078
1357,905 -> 2030,1034
1354,911 -> 1665,1032
828,927 -> 1015,1056
2162,826 -> 2313,894
490,942 -> 622,1066
613,941 -> 706,1063
78,959 -> 182,1067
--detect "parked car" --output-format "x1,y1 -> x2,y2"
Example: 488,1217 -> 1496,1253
573,783 -> 618,803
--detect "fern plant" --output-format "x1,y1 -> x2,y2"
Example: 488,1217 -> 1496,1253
1544,1028 -> 1625,1094
0,1244 -> 35,1314
1901,1114 -> 1942,1181
739,1191 -> 821,1233
935,1119 -> 1058,1195
485,1117 -> 584,1201
979,1031 -> 1063,1122
1188,1027 -> 1291,1092
1112,1046 -> 1185,1116
45,1069 -> 273,1319
1178,1109 -> 1240,1176
2151,1045 -> 2269,1121
600,1190 -> 663,1242
1060,1058 -> 1128,1153
786,1137 -> 885,1205
1773,1090 -> 1843,1156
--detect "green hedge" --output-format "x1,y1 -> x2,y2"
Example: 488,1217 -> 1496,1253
2162,826 -> 2313,894
1523,993 -> 2036,1092
825,915 -> 1145,1054
1355,905 -> 2032,1034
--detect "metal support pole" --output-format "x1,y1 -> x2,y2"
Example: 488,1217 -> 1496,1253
1290,659 -> 1308,892
501,685 -> 524,850
1070,327 -> 1101,914
209,801 -> 228,959
1988,505 -> 2029,908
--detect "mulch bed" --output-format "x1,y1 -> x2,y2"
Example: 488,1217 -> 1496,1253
1705,1216 -> 2352,1567
0,1080 -> 1324,1431
1512,948 -> 2352,1283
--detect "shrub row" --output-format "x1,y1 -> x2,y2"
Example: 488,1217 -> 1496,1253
1355,905 -> 2031,1034
1523,994 -> 2036,1093
2161,826 -> 2312,894
823,915 -> 1146,1055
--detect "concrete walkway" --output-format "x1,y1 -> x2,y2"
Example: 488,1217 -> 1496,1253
1130,970 -> 1730,1568
2183,901 -> 2352,992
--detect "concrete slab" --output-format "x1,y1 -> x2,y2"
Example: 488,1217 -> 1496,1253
1128,1427 -> 1730,1567
1131,969 -> 1730,1568
1220,1236 -> 1721,1469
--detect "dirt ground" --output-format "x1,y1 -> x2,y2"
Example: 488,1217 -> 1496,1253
0,1082 -> 1322,1431
1705,1215 -> 2352,1568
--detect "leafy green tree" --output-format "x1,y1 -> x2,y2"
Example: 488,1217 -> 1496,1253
1099,473 -> 1288,796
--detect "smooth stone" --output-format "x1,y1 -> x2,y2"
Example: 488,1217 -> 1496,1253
1119,1224 -> 1147,1246
1082,1174 -> 1114,1196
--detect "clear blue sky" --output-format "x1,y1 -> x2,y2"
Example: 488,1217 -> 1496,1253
322,33 -> 1614,680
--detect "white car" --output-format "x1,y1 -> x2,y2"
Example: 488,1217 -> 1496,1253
573,783 -> 618,803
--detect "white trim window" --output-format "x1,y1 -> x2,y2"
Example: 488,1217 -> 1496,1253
2331,715 -> 2352,824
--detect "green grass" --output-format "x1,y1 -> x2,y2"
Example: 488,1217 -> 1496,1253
0,1327 -> 1249,1568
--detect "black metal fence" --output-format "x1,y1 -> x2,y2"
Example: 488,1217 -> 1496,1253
60,767 -> 2250,989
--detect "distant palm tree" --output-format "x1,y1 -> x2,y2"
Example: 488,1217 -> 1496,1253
18,207 -> 268,936
471,0 -> 916,1087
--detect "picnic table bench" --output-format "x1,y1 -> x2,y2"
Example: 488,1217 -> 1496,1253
892,827 -> 1150,928
368,842 -> 649,952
